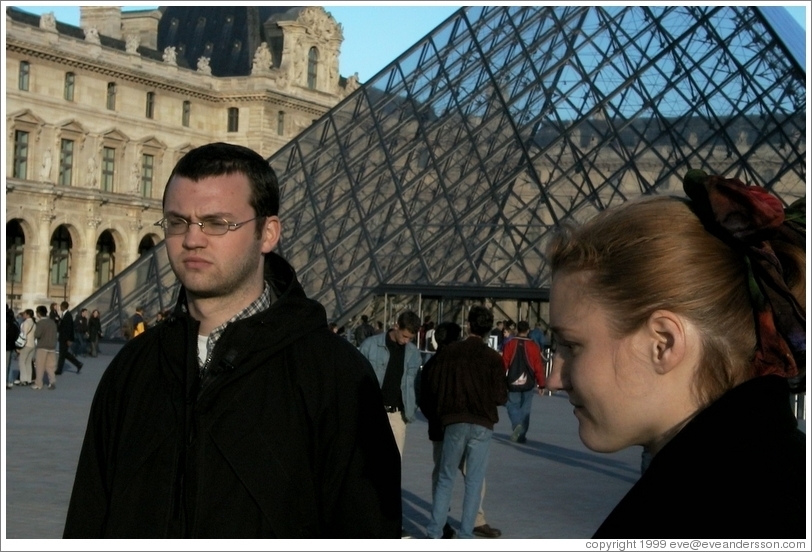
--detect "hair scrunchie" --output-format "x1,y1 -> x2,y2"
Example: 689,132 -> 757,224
683,169 -> 805,386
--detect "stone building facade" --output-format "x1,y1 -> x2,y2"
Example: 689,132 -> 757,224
5,6 -> 357,309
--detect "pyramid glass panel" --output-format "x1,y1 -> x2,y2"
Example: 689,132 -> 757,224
76,6 -> 805,336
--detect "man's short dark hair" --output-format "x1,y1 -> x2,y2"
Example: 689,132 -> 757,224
434,322 -> 462,350
397,310 -> 421,334
467,306 -> 493,337
37,305 -> 48,317
361,315 -> 369,323
517,320 -> 530,333
61,301 -> 69,310
164,142 -> 280,238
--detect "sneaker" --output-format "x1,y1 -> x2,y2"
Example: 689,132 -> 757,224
31,385 -> 42,390
6,383 -> 12,389
13,379 -> 21,385
510,424 -> 523,442
48,384 -> 56,390
472,524 -> 502,538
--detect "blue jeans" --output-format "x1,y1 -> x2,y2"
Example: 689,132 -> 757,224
506,390 -> 535,439
6,350 -> 18,385
427,423 -> 492,539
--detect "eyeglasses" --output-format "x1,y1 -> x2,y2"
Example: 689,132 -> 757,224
154,215 -> 263,236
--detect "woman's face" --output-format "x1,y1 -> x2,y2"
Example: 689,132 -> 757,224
547,271 -> 664,453
92,310 -> 99,318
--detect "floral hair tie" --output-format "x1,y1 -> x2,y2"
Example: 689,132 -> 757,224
683,169 -> 806,385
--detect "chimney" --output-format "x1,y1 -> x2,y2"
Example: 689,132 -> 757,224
80,6 -> 122,40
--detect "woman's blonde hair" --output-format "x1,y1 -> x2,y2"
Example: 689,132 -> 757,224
546,195 -> 805,407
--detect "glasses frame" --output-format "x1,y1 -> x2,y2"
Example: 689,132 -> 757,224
154,215 -> 264,236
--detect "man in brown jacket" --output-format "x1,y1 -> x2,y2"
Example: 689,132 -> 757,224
425,305 -> 507,539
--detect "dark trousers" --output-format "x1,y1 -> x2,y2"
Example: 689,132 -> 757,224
56,341 -> 82,374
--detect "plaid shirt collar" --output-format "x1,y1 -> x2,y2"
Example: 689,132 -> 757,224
198,281 -> 272,372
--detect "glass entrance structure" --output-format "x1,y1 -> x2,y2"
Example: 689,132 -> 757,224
77,5 -> 805,341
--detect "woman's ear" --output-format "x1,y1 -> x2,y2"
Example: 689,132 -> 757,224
645,310 -> 688,375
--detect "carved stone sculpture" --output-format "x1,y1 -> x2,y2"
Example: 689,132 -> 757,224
84,26 -> 101,44
197,56 -> 212,75
163,46 -> 177,65
40,148 -> 52,181
252,42 -> 274,74
125,34 -> 140,54
40,12 -> 57,31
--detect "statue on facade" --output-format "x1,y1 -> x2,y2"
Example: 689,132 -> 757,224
84,26 -> 101,44
197,56 -> 212,75
39,12 -> 57,31
87,156 -> 98,187
125,34 -> 140,54
130,162 -> 141,194
344,72 -> 360,95
163,46 -> 177,65
40,148 -> 52,181
252,42 -> 274,74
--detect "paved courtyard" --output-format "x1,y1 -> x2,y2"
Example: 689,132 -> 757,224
4,342 -> 646,542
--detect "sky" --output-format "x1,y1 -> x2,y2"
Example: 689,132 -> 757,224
7,3 -> 809,83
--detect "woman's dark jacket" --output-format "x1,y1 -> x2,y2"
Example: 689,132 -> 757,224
594,375 -> 806,538
88,316 -> 102,341
63,252 -> 402,538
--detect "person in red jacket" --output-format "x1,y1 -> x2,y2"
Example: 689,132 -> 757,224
501,320 -> 546,443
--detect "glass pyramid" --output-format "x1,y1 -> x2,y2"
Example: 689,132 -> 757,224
81,5 -> 806,338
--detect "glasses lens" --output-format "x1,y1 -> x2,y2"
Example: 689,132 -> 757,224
201,219 -> 230,235
164,217 -> 189,235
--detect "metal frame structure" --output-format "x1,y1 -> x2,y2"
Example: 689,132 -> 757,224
76,5 -> 805,339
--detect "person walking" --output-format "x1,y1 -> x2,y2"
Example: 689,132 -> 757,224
32,305 -> 59,390
56,301 -> 83,375
419,321 -> 502,539
501,320 -> 547,443
425,306 -> 507,539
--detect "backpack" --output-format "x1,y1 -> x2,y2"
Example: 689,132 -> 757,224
506,339 -> 536,392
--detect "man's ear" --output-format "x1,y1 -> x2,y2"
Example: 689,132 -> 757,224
260,216 -> 281,253
645,310 -> 688,375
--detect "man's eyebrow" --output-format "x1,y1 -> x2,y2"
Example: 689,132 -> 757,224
163,210 -> 235,219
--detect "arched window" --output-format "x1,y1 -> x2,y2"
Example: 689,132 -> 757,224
94,231 -> 116,288
307,47 -> 318,89
49,226 -> 72,299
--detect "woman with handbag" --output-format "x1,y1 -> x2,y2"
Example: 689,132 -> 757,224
16,309 -> 37,385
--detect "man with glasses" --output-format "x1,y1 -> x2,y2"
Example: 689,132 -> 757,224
64,142 -> 401,538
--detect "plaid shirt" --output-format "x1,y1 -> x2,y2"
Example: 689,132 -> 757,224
198,282 -> 272,374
